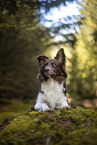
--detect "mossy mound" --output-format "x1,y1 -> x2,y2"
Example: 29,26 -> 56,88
0,106 -> 97,145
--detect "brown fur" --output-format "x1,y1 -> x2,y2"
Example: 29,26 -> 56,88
36,48 -> 67,84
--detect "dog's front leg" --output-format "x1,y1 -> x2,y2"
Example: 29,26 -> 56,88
56,96 -> 70,109
61,96 -> 70,108
34,93 -> 51,112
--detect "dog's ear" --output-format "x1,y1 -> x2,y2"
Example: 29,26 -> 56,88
55,48 -> 67,78
36,55 -> 48,66
55,48 -> 66,65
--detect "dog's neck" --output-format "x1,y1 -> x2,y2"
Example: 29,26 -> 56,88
40,75 -> 66,84
40,77 -> 66,94
41,78 -> 64,96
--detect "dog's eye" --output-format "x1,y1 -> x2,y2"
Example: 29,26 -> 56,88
52,63 -> 57,67
44,63 -> 48,67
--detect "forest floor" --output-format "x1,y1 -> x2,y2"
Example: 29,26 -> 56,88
0,102 -> 97,145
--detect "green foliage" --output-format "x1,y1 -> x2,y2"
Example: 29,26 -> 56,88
0,0 -> 78,101
0,0 -> 52,100
1,0 -> 97,102
0,106 -> 97,145
68,0 -> 97,100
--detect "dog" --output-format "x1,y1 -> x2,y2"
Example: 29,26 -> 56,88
34,48 -> 70,112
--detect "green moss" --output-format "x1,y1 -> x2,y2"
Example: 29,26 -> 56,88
0,106 -> 97,145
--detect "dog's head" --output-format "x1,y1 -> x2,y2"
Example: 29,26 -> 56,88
36,48 -> 67,82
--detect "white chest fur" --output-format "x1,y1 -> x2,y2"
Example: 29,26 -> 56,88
41,78 -> 64,100
34,78 -> 70,112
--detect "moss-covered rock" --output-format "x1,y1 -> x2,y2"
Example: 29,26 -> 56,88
0,106 -> 97,145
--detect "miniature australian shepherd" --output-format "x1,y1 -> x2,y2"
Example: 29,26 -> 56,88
34,48 -> 70,112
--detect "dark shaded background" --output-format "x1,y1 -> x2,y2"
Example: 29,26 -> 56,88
0,0 -> 97,107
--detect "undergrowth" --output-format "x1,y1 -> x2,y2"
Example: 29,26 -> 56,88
0,105 -> 97,145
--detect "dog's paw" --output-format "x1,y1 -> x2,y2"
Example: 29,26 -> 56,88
34,103 -> 51,112
38,108 -> 52,112
62,104 -> 70,108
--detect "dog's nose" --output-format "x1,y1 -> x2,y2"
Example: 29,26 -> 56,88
44,67 -> 50,73
45,68 -> 50,73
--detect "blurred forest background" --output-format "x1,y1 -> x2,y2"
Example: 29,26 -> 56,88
0,0 -> 97,107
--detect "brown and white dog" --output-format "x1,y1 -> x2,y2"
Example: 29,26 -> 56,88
34,48 -> 70,112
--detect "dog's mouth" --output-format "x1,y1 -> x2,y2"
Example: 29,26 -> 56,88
44,71 -> 56,78
44,68 -> 51,77
44,72 -> 51,77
